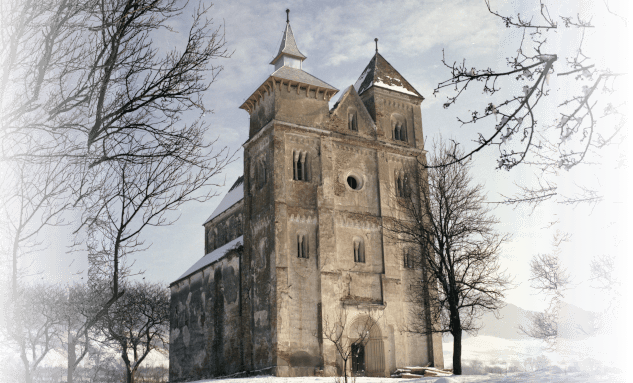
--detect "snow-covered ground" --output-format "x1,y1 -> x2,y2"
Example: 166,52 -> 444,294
442,335 -> 620,373
179,370 -> 627,383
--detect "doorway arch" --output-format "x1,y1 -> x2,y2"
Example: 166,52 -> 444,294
349,315 -> 385,377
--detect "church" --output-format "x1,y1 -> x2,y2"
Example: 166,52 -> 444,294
169,12 -> 444,381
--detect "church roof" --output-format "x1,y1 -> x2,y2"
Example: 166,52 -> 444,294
239,67 -> 338,112
353,53 -> 423,99
203,176 -> 244,225
172,235 -> 243,284
271,66 -> 337,90
270,22 -> 307,65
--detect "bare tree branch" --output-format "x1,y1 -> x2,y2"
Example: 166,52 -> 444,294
385,139 -> 511,375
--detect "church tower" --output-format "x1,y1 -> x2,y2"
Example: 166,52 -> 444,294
169,12 -> 443,381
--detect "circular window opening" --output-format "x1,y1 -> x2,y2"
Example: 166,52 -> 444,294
347,175 -> 360,190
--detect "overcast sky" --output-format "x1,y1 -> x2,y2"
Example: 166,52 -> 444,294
34,0 -> 630,315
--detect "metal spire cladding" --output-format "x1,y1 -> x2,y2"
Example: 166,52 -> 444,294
270,9 -> 307,67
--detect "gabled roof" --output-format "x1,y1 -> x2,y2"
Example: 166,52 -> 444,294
270,22 -> 307,65
203,176 -> 244,225
330,85 -> 377,130
353,53 -> 423,99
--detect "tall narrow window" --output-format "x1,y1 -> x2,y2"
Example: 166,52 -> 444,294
395,171 -> 408,197
293,150 -> 308,181
297,234 -> 308,258
353,237 -> 365,263
404,248 -> 414,269
394,122 -> 407,142
348,111 -> 358,131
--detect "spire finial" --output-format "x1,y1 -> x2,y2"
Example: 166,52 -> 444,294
374,38 -> 378,53
286,9 -> 290,23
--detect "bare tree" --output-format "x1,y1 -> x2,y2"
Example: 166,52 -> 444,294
0,283 -> 66,383
519,231 -> 571,348
80,0 -> 230,165
432,0 -> 627,206
320,306 -> 380,383
2,1 -> 232,380
1,0 -> 230,164
589,253 -> 617,292
387,140 -> 511,375
97,281 -> 169,383
0,0 -> 90,159
0,152 -> 76,383
585,253 -> 621,336
78,134 -> 231,298
57,282 -> 118,383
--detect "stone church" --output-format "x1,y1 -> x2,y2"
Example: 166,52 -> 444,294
169,13 -> 444,381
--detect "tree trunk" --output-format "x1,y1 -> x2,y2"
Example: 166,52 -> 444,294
452,327 -> 462,375
20,343 -> 33,383
343,358 -> 348,383
450,304 -> 463,376
126,367 -> 135,383
67,335 -> 75,383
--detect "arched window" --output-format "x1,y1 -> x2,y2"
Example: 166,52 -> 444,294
353,237 -> 365,263
348,109 -> 358,131
293,150 -> 308,181
297,233 -> 308,258
393,119 -> 407,142
395,171 -> 408,198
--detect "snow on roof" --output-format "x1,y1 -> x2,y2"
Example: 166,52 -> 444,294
173,235 -> 243,283
353,53 -> 423,98
354,65 -> 371,94
203,177 -> 244,225
373,79 -> 420,97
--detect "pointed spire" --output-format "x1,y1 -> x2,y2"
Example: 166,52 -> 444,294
270,9 -> 306,68
353,52 -> 423,99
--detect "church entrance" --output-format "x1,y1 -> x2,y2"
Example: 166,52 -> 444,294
349,316 -> 386,377
351,343 -> 365,376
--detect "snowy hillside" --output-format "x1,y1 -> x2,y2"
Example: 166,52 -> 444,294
458,303 -> 596,340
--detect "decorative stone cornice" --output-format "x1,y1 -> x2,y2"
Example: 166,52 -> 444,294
331,142 -> 375,157
384,152 -> 418,165
288,214 -> 318,224
382,98 -> 414,111
286,134 -> 319,146
334,215 -> 380,231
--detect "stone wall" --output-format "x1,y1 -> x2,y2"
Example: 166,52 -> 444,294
204,203 -> 243,254
169,246 -> 243,381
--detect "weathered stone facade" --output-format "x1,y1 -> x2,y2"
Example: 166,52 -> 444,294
169,18 -> 443,381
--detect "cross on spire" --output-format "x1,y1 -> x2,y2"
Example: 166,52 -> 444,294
286,9 -> 289,23
375,38 -> 378,53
